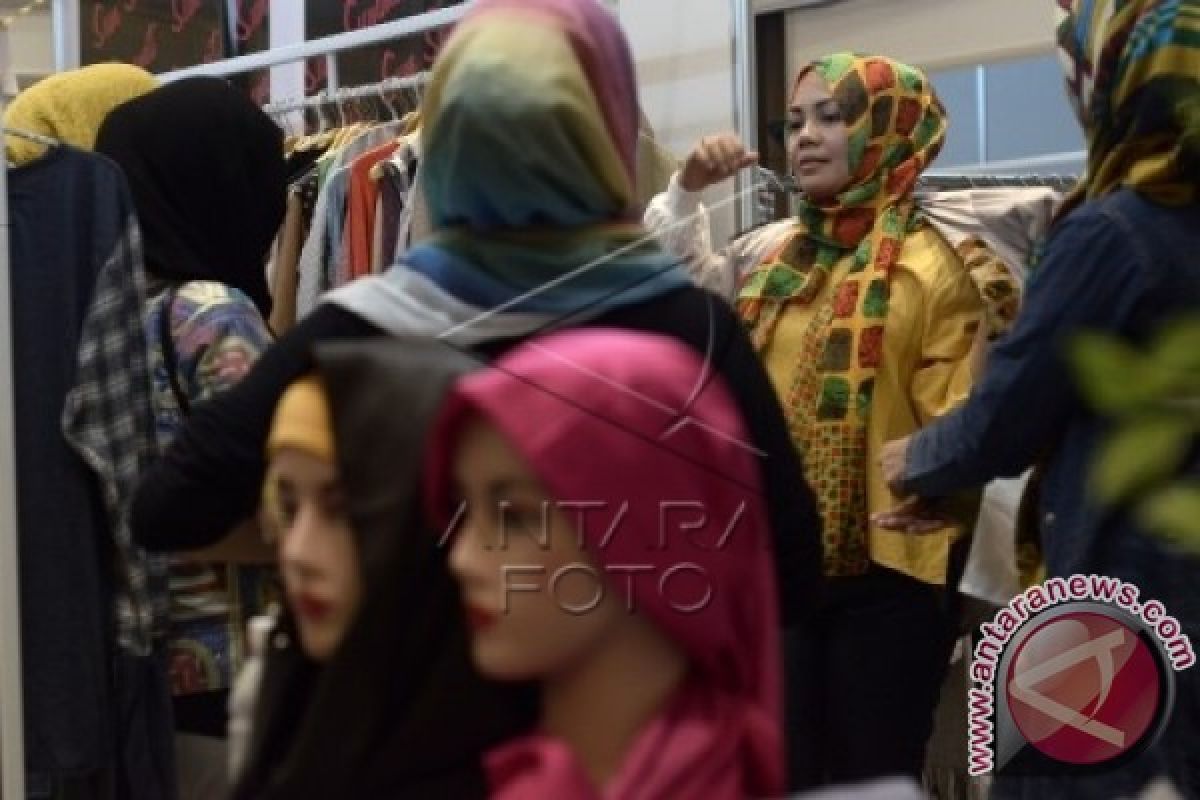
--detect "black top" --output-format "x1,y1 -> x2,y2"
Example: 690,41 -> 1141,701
11,147 -> 135,779
131,287 -> 822,624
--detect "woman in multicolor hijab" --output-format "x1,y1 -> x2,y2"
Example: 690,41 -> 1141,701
132,0 -> 820,635
881,1 -> 1200,795
3,62 -> 156,164
646,54 -> 995,786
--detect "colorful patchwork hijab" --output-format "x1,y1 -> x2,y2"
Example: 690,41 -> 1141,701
1060,0 -> 1200,212
1056,0 -> 1200,212
402,0 -> 688,314
736,54 -> 947,573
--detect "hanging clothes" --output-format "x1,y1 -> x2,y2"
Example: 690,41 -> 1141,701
35,145 -> 175,800
345,139 -> 399,279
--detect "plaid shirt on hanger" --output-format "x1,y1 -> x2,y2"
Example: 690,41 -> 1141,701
62,221 -> 170,656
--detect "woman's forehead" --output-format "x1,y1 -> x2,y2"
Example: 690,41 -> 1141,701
789,71 -> 834,108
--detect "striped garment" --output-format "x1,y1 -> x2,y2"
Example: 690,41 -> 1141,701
1056,0 -> 1200,209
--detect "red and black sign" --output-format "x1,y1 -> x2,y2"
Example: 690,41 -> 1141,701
303,0 -> 465,95
81,0 -> 271,104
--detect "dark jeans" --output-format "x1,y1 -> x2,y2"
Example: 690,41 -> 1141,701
173,691 -> 230,739
784,565 -> 962,790
114,648 -> 178,800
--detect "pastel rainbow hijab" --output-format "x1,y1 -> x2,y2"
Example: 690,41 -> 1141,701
403,0 -> 688,314
1056,0 -> 1200,211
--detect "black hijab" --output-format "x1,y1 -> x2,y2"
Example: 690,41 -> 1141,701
232,337 -> 538,800
95,76 -> 286,317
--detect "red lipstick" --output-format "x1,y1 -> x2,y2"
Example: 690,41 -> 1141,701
464,604 -> 498,632
292,593 -> 332,621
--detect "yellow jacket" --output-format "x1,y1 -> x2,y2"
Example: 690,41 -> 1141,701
646,176 -> 985,585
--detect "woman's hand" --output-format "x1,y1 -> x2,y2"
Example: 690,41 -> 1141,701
880,435 -> 911,495
871,497 -> 953,534
679,133 -> 760,193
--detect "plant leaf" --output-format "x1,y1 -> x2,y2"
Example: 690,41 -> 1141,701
1138,483 -> 1200,554
1091,416 -> 1194,505
1150,318 -> 1200,374
1070,334 -> 1163,416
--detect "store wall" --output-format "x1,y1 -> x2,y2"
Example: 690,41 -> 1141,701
3,12 -> 54,95
784,0 -> 1056,78
619,0 -> 738,245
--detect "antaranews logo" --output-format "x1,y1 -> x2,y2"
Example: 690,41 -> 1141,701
968,574 -> 1195,777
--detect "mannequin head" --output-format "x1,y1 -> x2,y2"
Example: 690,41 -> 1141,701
262,377 -> 361,662
426,329 -> 784,795
448,415 -> 677,681
787,70 -> 852,202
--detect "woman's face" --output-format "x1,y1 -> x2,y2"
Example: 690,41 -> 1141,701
264,448 -> 361,662
787,70 -> 852,202
448,418 -> 624,681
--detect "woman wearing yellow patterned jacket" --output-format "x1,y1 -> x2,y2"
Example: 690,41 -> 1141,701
645,53 -> 996,787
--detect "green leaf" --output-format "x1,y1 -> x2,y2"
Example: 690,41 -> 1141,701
1139,483 -> 1200,554
1070,334 -> 1167,416
1091,416 -> 1194,504
1150,317 -> 1200,374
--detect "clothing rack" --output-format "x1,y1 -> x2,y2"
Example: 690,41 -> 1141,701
750,165 -> 1077,229
753,165 -> 1078,194
0,5 -> 472,796
160,3 -> 471,90
0,127 -> 42,800
918,174 -> 1079,191
4,126 -> 58,149
263,71 -> 431,118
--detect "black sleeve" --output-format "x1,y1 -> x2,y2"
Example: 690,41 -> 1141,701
701,296 -> 824,626
131,304 -> 383,551
595,289 -> 824,627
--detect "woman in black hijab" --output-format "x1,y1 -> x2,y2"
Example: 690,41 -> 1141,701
232,338 -> 537,800
95,76 -> 288,798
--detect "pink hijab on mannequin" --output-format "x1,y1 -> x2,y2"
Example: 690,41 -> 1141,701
425,328 -> 784,799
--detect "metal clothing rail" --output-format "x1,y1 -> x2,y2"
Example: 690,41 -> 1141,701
159,2 -> 471,89
750,165 -> 1076,227
754,165 -> 1077,194
263,71 -> 431,117
0,126 -> 46,800
918,174 -> 1078,191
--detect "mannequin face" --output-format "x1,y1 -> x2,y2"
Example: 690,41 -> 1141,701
787,70 -> 852,202
448,418 -> 625,681
264,448 -> 361,662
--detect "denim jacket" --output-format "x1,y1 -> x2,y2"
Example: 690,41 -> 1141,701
903,189 -> 1200,796
904,188 -> 1200,581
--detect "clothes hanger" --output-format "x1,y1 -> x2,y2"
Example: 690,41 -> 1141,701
379,82 -> 400,123
3,127 -> 59,148
3,125 -> 60,167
